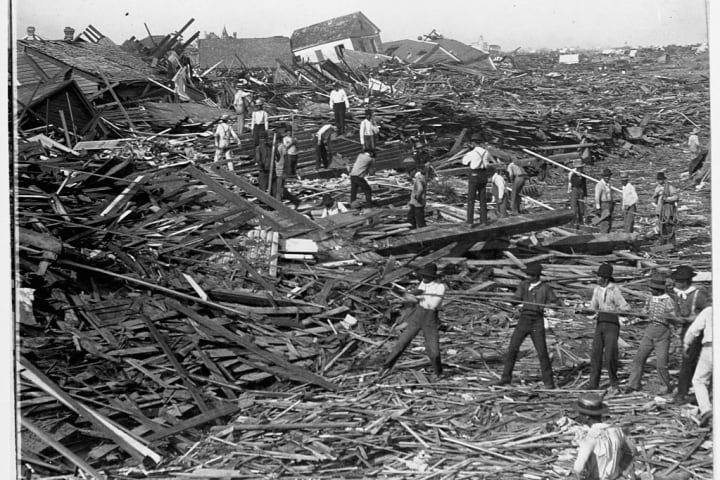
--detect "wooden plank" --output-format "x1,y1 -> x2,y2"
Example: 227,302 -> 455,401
211,165 -> 321,231
378,242 -> 459,286
145,403 -> 241,442
159,211 -> 255,254
269,231 -> 279,277
96,70 -> 136,132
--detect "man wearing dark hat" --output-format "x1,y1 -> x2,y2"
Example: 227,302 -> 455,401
214,114 -> 241,169
572,393 -> 636,480
315,124 -> 337,170
670,265 -> 709,404
587,264 -> 630,390
462,142 -> 494,226
405,159 -> 427,229
651,172 -> 678,245
383,263 -> 447,376
619,172 -> 638,233
349,147 -> 375,207
568,159 -> 587,229
329,82 -> 349,134
594,168 -> 615,233
498,262 -> 560,389
626,271 -> 677,394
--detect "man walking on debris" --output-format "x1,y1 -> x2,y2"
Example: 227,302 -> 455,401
250,99 -> 269,147
405,159 -> 427,229
507,157 -> 527,215
213,114 -> 240,170
254,140 -> 271,191
594,168 -> 615,233
232,85 -> 251,134
568,159 -> 587,229
359,109 -> 380,155
349,147 -> 375,207
571,393 -> 637,480
463,142 -> 493,226
587,264 -> 630,390
683,304 -> 713,426
491,168 -> 509,218
651,172 -> 678,245
669,265 -> 708,404
619,172 -> 638,233
497,262 -> 560,389
271,138 -> 301,208
687,128 -> 701,159
315,124 -> 337,169
329,82 -> 350,134
625,271 -> 677,394
382,263 -> 447,377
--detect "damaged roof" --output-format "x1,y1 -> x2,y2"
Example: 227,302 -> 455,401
291,11 -> 380,51
18,39 -> 161,83
198,37 -> 293,69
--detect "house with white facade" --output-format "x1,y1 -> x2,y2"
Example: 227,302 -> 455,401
290,11 -> 381,63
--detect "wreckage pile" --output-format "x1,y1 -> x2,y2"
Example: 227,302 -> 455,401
16,36 -> 711,480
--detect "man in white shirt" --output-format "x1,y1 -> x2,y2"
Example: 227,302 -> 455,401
619,172 -> 638,233
232,87 -> 251,134
250,99 -> 269,147
491,170 -> 508,218
462,143 -> 493,226
684,305 -> 712,424
359,109 -> 380,155
687,128 -> 700,156
594,168 -> 614,233
383,263 -> 447,377
329,82 -> 350,134
213,114 -> 240,170
349,148 -> 375,206
315,125 -> 337,169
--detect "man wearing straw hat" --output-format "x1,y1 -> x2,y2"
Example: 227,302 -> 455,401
497,262 -> 560,389
587,264 -> 630,391
670,265 -> 709,405
619,172 -> 638,233
382,263 -> 447,377
568,159 -> 587,230
571,393 -> 637,479
594,168 -> 615,233
213,114 -> 241,170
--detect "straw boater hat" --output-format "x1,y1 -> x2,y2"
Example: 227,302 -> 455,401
576,393 -> 609,417
571,159 -> 584,168
419,263 -> 438,280
619,172 -> 629,180
671,265 -> 696,281
649,271 -> 667,290
525,263 -> 542,277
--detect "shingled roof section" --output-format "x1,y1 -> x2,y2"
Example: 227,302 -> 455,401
382,39 -> 442,64
435,39 -> 490,64
291,11 -> 380,51
198,37 -> 293,69
18,40 -> 160,83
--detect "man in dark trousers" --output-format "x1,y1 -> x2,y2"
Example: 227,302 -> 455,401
382,263 -> 447,377
329,82 -> 349,134
506,157 -> 527,215
315,124 -> 337,169
349,147 -> 375,207
497,262 -> 560,389
587,264 -> 630,390
405,159 -> 427,229
671,265 -> 709,404
568,159 -> 587,229
254,141 -> 272,191
462,143 -> 493,226
594,168 -> 615,233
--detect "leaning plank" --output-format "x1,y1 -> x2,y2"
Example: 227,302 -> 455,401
378,242 -> 459,286
165,298 -> 340,391
138,312 -> 212,414
21,416 -> 106,480
145,403 -> 241,442
375,210 -> 576,255
211,165 -> 321,231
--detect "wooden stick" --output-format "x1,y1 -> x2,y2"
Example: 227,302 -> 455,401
58,110 -> 72,147
267,132 -> 277,195
523,148 -> 623,194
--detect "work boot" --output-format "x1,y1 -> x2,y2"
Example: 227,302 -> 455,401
495,378 -> 511,386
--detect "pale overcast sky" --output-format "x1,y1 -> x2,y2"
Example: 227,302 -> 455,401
13,0 -> 709,50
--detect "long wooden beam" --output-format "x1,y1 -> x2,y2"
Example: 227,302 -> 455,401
523,148 -> 623,194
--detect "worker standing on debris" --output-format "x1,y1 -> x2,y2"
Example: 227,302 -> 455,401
594,168 -> 615,233
382,263 -> 447,377
315,124 -> 337,169
625,271 -> 677,394
250,99 -> 269,147
619,172 -> 638,233
232,85 -> 251,134
571,393 -> 637,480
568,160 -> 587,229
272,137 -> 301,208
359,109 -> 380,155
497,262 -> 559,389
329,82 -> 350,134
462,142 -> 493,226
507,157 -> 527,215
349,147 -> 375,207
670,265 -> 708,405
651,172 -> 679,245
586,264 -> 630,391
683,305 -> 713,426
491,169 -> 509,218
254,140 -> 272,191
687,128 -> 701,157
213,114 -> 240,170
405,159 -> 427,229
283,130 -> 298,176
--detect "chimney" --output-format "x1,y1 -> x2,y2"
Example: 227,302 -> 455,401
233,32 -> 237,38
63,26 -> 75,41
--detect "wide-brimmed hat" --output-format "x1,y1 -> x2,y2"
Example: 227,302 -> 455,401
597,264 -> 613,279
414,141 -> 425,149
525,263 -> 542,276
602,168 -> 612,177
691,128 -> 699,134
671,265 -> 696,281
657,172 -> 666,181
419,263 -> 438,280
255,98 -> 264,106
649,271 -> 667,290
619,172 -> 629,180
572,159 -> 584,168
576,393 -> 609,417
